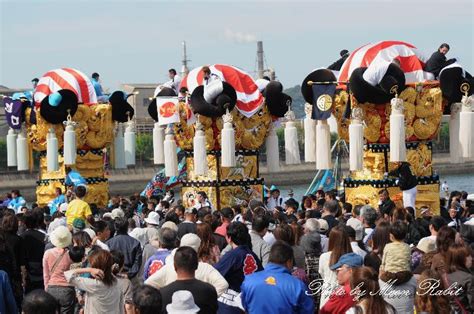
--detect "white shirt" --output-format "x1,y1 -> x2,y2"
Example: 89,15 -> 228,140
363,60 -> 391,87
266,196 -> 283,211
263,231 -> 276,246
96,239 -> 110,251
318,251 -> 339,308
320,234 -> 329,253
144,256 -> 229,296
351,241 -> 367,259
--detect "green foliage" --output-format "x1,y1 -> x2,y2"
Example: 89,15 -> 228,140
283,85 -> 305,119
136,133 -> 153,162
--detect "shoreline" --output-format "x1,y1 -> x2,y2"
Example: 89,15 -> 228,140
1,153 -> 473,200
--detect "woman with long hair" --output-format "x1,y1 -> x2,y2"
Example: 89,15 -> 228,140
196,223 -> 220,265
431,225 -> 456,288
446,244 -> 474,313
318,224 -> 353,308
65,249 -> 124,314
364,221 -> 391,274
416,269 -> 451,314
347,266 -> 395,314
274,223 -> 305,269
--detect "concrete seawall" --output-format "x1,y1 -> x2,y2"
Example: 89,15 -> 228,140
1,154 -> 473,200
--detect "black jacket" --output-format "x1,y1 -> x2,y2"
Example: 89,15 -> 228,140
107,234 -> 142,279
424,51 -> 456,77
379,199 -> 396,216
389,162 -> 417,191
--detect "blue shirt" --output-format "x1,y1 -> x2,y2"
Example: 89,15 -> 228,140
49,194 -> 66,215
8,196 -> 26,213
65,171 -> 87,187
0,270 -> 18,314
92,78 -> 104,96
241,263 -> 314,314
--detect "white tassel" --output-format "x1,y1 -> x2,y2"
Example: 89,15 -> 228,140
16,128 -> 29,171
449,103 -> 463,163
153,122 -> 165,165
316,120 -> 331,170
164,128 -> 178,177
7,128 -> 17,167
221,109 -> 236,167
284,120 -> 301,165
265,123 -> 280,173
63,119 -> 76,166
46,128 -> 59,172
193,119 -> 208,175
124,120 -> 136,166
114,124 -> 126,169
349,108 -> 364,171
389,97 -> 406,162
304,114 -> 316,162
459,95 -> 474,159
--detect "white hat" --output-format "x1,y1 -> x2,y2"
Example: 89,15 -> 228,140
166,290 -> 200,314
111,208 -> 125,219
317,219 -> 329,233
47,217 -> 67,234
144,211 -> 161,226
59,203 -> 68,213
180,233 -> 201,252
83,228 -> 96,240
347,217 -> 364,241
162,221 -> 178,232
50,225 -> 72,249
416,237 -> 436,253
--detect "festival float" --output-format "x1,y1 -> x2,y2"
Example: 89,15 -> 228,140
143,64 -> 292,209
3,68 -> 134,207
301,41 -> 474,215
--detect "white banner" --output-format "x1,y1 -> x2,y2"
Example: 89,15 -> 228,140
157,97 -> 180,126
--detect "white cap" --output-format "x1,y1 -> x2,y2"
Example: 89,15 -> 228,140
347,217 -> 364,241
166,290 -> 200,314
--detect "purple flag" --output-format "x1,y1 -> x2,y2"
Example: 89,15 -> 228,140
3,97 -> 23,129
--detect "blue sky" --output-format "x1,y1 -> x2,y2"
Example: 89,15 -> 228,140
1,0 -> 473,91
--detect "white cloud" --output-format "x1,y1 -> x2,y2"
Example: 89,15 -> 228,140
224,28 -> 257,43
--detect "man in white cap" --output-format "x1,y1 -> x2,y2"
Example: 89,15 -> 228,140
160,247 -> 217,313
129,211 -> 161,248
145,233 -> 229,296
166,290 -> 200,314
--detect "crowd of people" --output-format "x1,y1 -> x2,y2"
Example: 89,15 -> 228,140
0,184 -> 473,314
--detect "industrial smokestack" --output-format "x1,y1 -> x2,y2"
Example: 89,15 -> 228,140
257,41 -> 264,79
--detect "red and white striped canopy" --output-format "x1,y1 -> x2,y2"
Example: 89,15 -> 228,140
34,68 -> 98,107
180,64 -> 264,118
338,41 -> 435,84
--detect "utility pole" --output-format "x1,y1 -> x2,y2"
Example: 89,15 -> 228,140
181,41 -> 190,76
257,41 -> 264,79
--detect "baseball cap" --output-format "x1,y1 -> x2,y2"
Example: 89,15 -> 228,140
316,219 -> 329,233
330,253 -> 363,270
72,218 -> 86,230
416,237 -> 436,253
346,217 -> 364,241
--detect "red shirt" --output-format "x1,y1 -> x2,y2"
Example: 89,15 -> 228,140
320,283 -> 355,314
215,221 -> 230,237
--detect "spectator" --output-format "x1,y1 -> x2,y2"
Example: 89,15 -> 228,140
364,221 -> 390,274
132,285 -> 162,314
360,205 -> 377,244
215,207 -> 234,237
431,226 -> 456,288
143,228 -> 177,280
65,186 -> 94,226
91,220 -> 111,251
107,217 -> 143,280
110,250 -> 134,314
249,214 -> 271,266
446,244 -> 474,312
241,241 -> 314,313
177,208 -> 198,239
160,247 -> 218,313
196,222 -> 221,265
129,211 -> 161,248
346,266 -> 395,314
22,290 -> 58,314
415,269 -> 451,314
214,222 -> 263,313
345,224 -> 367,259
65,249 -> 124,313
21,209 -> 46,292
321,200 -> 339,232
273,223 -> 305,269
42,226 -> 75,313
320,253 -> 363,314
318,225 -> 353,308
145,233 -> 229,296
300,218 -> 323,307
0,269 -> 18,314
